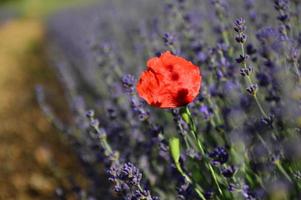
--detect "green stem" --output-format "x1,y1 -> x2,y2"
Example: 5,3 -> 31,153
208,163 -> 224,196
174,156 -> 206,200
94,126 -> 113,155
181,106 -> 224,197
207,96 -> 223,125
179,168 -> 207,200
240,43 -> 268,119
275,160 -> 293,183
253,95 -> 268,119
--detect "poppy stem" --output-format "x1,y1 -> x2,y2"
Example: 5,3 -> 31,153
169,137 -> 207,200
180,106 -> 225,197
178,166 -> 207,200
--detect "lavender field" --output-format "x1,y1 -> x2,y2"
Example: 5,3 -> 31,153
1,0 -> 301,199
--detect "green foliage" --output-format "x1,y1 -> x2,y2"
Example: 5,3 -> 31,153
169,137 -> 181,166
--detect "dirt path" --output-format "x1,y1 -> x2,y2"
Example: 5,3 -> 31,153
0,19 -> 86,199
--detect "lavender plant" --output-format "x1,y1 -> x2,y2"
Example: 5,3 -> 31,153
39,0 -> 301,199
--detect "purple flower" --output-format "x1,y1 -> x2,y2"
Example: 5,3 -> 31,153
209,147 -> 229,165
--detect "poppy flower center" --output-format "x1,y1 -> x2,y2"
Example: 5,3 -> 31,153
167,64 -> 174,71
174,88 -> 189,105
171,72 -> 179,81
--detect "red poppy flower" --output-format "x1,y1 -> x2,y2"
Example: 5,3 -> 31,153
136,51 -> 201,108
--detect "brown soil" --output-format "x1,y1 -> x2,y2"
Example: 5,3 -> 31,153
0,19 -> 87,199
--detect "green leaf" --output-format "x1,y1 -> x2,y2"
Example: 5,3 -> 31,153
169,137 -> 181,165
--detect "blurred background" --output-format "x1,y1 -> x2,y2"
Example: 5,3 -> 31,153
0,0 -> 96,199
